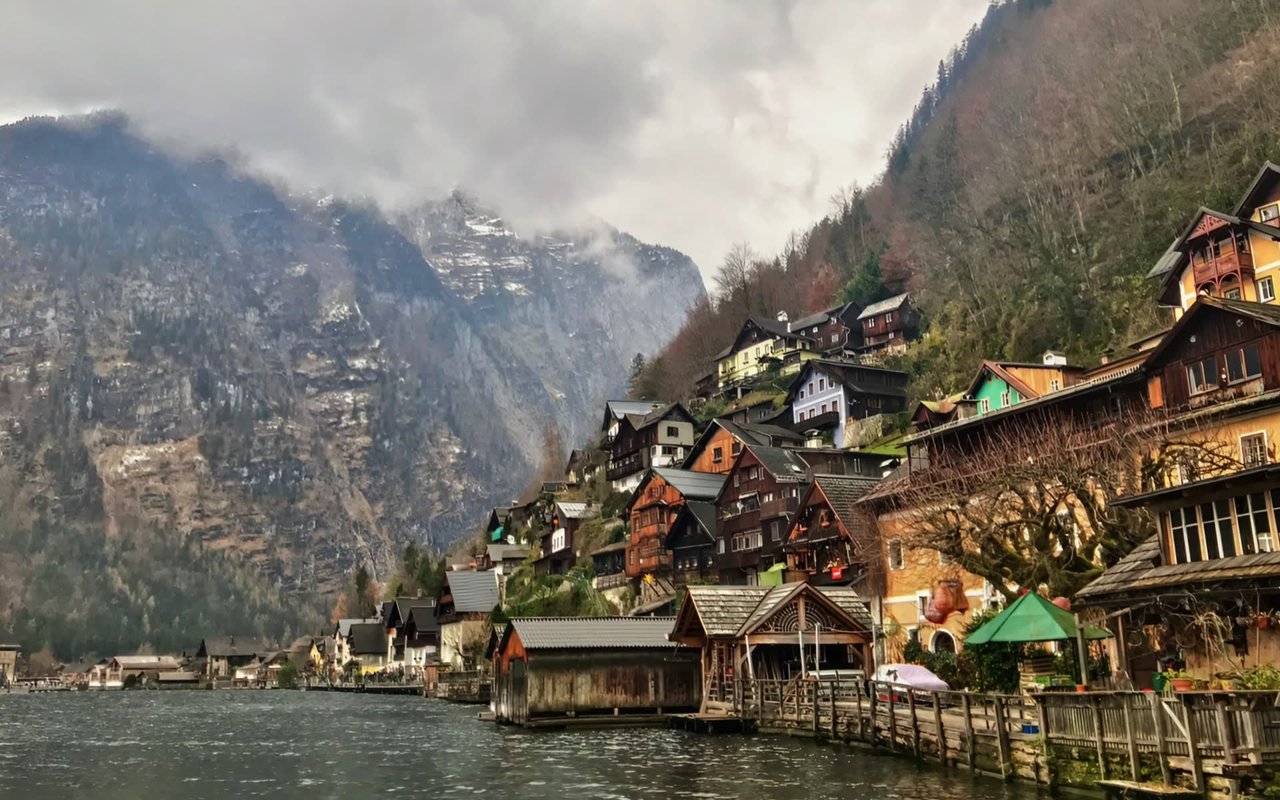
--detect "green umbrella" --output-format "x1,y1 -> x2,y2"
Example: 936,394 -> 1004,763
965,591 -> 1111,645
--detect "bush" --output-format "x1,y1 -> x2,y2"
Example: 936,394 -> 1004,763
277,661 -> 300,690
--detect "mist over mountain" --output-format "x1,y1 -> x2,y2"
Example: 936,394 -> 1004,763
0,113 -> 703,656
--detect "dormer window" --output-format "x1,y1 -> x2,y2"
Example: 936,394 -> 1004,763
885,312 -> 893,324
1262,204 -> 1280,223
1187,357 -> 1218,394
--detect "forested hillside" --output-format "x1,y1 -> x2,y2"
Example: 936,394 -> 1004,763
639,0 -> 1280,401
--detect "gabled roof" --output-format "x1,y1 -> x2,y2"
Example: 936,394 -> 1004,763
676,583 -> 873,639
1139,295 -> 1280,371
746,445 -> 811,484
1076,535 -> 1280,602
804,474 -> 880,532
602,400 -> 667,431
785,358 -> 909,401
714,316 -> 817,360
347,623 -> 386,656
197,637 -> 273,659
964,360 -> 1043,400
406,605 -> 440,635
554,501 -> 599,521
334,617 -> 380,638
502,617 -> 678,651
1233,161 -> 1280,216
628,468 -> 727,512
662,500 -> 718,549
1149,206 -> 1280,302
440,570 -> 501,615
680,418 -> 803,469
486,543 -> 528,562
857,292 -> 909,320
620,402 -> 693,434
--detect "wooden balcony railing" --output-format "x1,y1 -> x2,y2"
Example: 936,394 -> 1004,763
1193,250 -> 1254,288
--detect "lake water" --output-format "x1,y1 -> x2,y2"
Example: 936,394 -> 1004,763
0,692 -> 1047,799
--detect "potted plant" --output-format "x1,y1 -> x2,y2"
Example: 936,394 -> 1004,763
1162,668 -> 1194,692
1257,612 -> 1274,630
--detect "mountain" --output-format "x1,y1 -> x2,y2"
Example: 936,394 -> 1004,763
638,0 -> 1280,402
0,113 -> 703,657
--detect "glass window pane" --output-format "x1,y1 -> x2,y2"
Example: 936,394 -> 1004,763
1185,505 -> 1203,561
1245,344 -> 1262,378
1217,499 -> 1237,557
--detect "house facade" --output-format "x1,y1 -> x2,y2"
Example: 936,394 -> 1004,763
787,359 -> 909,447
713,445 -> 810,585
714,314 -> 820,391
682,418 -> 802,474
856,293 -> 918,355
625,468 -> 726,579
196,637 -> 273,680
436,570 -> 501,670
605,403 -> 696,492
783,474 -> 880,587
534,501 -> 599,575
964,354 -> 1084,417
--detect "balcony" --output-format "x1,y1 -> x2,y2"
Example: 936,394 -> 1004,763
1193,249 -> 1254,290
593,572 -> 629,590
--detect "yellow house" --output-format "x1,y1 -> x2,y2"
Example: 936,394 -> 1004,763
714,313 -> 820,390
1151,162 -> 1280,317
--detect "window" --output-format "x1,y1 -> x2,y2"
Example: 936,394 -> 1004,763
1175,451 -> 1200,485
978,398 -> 991,414
666,425 -> 679,438
832,400 -> 840,417
808,408 -> 816,419
916,594 -> 930,621
1241,432 -> 1268,468
1168,506 -> 1202,564
1050,379 -> 1061,392
1187,357 -> 1218,395
1226,345 -> 1262,383
799,389 -> 805,399
712,446 -> 724,464
1236,492 -> 1273,555
1261,277 -> 1276,302
732,442 -> 742,456
1226,287 -> 1242,300
733,473 -> 740,487
888,331 -> 896,340
886,312 -> 893,324
1200,499 -> 1236,560
819,378 -> 825,391
717,538 -> 726,555
762,491 -> 775,503
821,403 -> 828,414
808,382 -> 814,395
771,520 -> 783,542
1262,204 -> 1280,223
731,531 -> 762,552
888,540 -> 905,570
748,466 -> 759,481
999,390 -> 1010,408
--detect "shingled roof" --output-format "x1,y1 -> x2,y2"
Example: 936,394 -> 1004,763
502,617 -> 678,651
1076,536 -> 1280,601
347,622 -> 386,656
679,583 -> 872,638
812,474 -> 881,529
441,570 -> 501,614
651,468 -> 727,500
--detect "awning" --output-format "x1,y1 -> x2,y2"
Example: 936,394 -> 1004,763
965,591 -> 1111,645
490,525 -> 505,542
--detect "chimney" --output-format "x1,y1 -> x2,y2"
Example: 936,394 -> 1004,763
1042,350 -> 1067,366
776,310 -> 790,332
804,429 -> 824,449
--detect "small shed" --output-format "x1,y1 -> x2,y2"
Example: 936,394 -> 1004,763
492,617 -> 699,726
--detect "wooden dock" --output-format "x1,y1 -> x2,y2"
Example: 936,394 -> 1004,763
310,682 -> 423,696
668,713 -> 757,734
1096,780 -> 1202,799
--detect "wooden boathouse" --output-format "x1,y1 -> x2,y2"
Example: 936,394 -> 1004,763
491,617 -> 700,727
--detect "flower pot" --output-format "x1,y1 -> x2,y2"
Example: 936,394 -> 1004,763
1258,616 -> 1272,630
1171,678 -> 1193,692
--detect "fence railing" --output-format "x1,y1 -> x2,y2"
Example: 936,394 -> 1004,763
724,677 -> 1280,786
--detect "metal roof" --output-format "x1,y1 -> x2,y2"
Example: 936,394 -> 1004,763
856,292 -> 910,320
348,622 -> 386,656
605,400 -> 666,419
652,467 -> 727,500
506,617 -> 678,650
334,617 -> 381,638
442,570 -> 501,614
555,501 -> 600,520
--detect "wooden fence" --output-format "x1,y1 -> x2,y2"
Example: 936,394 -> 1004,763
728,678 -> 1280,787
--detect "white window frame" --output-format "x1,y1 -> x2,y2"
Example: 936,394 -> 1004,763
916,593 -> 930,623
978,398 -> 991,414
999,390 -> 1010,408
1050,379 -> 1061,392
1240,431 -> 1269,468
1260,276 -> 1276,303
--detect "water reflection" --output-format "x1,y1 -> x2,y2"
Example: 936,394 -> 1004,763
0,693 -> 1045,799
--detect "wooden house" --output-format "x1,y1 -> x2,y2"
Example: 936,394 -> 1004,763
332,617 -> 380,673
786,302 -> 864,355
712,445 -> 812,585
604,402 -> 696,492
534,501 -> 600,575
783,474 -> 881,587
381,597 -> 437,668
663,501 -> 719,584
195,637 -> 273,680
670,584 -> 873,713
564,448 -> 601,487
855,293 -> 918,356
1078,296 -> 1280,687
682,418 -> 802,474
105,655 -> 182,688
1149,163 -> 1280,318
961,354 -> 1085,417
479,543 -> 528,575
436,570 -> 501,669
405,605 -> 440,666
590,540 -> 629,592
625,468 -> 726,579
491,617 -> 700,726
713,313 -> 821,391
785,359 -> 909,447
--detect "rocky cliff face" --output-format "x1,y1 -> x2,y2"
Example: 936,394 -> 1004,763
0,114 -> 702,653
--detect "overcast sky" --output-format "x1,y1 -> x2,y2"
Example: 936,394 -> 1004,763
0,1 -> 990,280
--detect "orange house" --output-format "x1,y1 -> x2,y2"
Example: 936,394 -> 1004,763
682,419 -> 802,474
625,468 -> 726,579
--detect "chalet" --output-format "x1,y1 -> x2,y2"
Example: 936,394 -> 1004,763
605,402 -> 696,492
783,474 -> 881,587
786,359 -> 909,447
332,617 -> 380,673
625,468 -> 726,580
718,396 -> 791,426
670,584 -> 873,713
713,445 -> 811,585
714,313 -> 820,391
381,597 -> 437,667
0,635 -> 18,687
196,636 -> 273,680
1078,296 -> 1280,687
1149,162 -> 1280,317
590,540 -> 629,593
347,622 -> 388,674
856,293 -> 918,356
478,542 -> 528,575
534,501 -> 600,575
564,448 -> 601,487
789,302 -> 865,355
663,501 -> 719,584
437,570 -> 501,669
962,353 -> 1085,417
682,418 -> 803,474
491,617 -> 700,726
405,605 -> 440,667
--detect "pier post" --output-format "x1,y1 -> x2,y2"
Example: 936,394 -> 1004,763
994,696 -> 1013,780
1090,694 -> 1108,780
1121,694 -> 1140,781
1148,692 -> 1172,786
933,693 -> 947,763
887,685 -> 898,750
908,689 -> 921,757
962,693 -> 976,770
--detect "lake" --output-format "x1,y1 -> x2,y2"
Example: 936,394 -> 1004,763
0,692 -> 1047,799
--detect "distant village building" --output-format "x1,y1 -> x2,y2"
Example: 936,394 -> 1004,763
785,360 -> 909,447
436,570 -> 501,669
590,541 -> 629,593
491,617 -> 699,726
381,597 -> 438,668
346,622 -> 388,674
534,501 -> 599,575
961,354 -> 1084,417
0,635 -> 18,687
855,293 -> 918,356
332,617 -> 380,673
683,419 -> 802,474
105,655 -> 183,688
783,474 -> 881,587
714,313 -> 821,392
603,402 -> 696,492
195,637 -> 274,680
625,468 -> 726,580
478,543 -> 527,575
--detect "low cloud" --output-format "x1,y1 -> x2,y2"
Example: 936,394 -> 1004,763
0,1 -> 990,278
